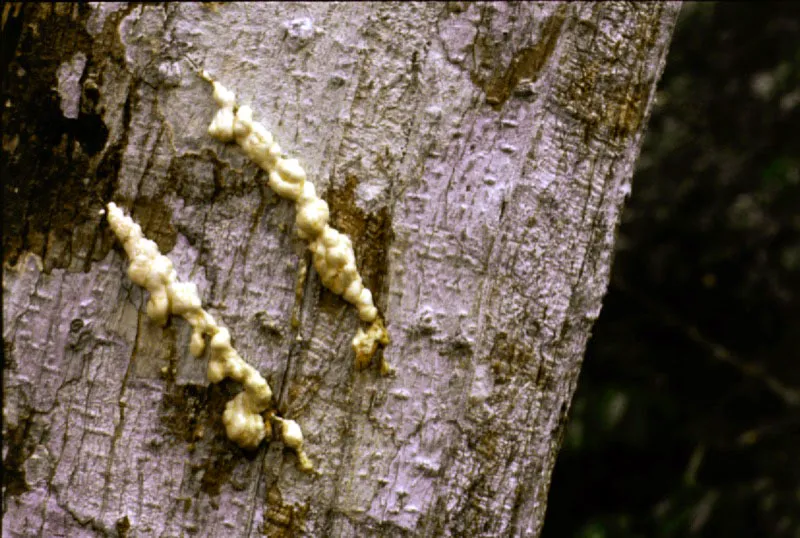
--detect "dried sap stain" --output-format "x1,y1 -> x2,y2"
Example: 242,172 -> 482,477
556,6 -> 664,144
559,49 -> 652,144
115,515 -> 131,537
261,485 -> 309,538
469,6 -> 567,110
323,173 -> 393,312
168,151 -> 221,204
286,374 -> 322,409
159,384 -> 215,445
127,197 -> 178,254
489,332 -> 540,385
159,383 -> 243,497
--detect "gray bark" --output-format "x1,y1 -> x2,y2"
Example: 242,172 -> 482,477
2,2 -> 679,537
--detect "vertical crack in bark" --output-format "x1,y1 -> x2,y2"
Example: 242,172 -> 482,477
98,306 -> 141,521
276,252 -> 312,413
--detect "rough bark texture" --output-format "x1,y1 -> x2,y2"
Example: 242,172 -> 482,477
2,3 -> 678,537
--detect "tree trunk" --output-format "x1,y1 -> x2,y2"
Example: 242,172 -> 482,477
2,2 -> 679,537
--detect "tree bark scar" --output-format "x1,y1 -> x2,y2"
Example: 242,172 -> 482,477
1,3 -> 123,272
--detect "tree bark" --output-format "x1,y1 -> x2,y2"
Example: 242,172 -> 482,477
2,2 -> 679,537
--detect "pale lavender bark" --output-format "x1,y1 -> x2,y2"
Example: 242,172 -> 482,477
3,3 -> 679,537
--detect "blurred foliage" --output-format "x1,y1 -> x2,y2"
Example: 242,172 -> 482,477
544,2 -> 800,537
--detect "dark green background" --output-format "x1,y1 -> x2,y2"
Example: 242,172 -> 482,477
544,3 -> 800,537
